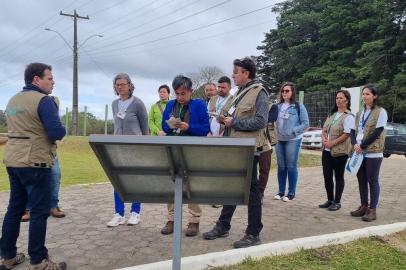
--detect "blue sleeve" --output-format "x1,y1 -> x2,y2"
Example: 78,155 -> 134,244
38,96 -> 66,142
292,103 -> 309,135
188,101 -> 210,136
268,104 -> 278,122
162,101 -> 173,134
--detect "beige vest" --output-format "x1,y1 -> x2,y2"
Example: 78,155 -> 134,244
221,83 -> 269,150
323,110 -> 352,157
3,91 -> 57,168
355,106 -> 386,153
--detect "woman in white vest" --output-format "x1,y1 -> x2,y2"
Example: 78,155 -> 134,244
350,84 -> 387,222
319,90 -> 355,211
107,73 -> 149,227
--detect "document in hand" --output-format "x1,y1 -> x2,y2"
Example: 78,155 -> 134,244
166,117 -> 181,129
346,152 -> 364,175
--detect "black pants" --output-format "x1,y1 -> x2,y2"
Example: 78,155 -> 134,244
322,150 -> 348,203
357,157 -> 382,209
217,156 -> 263,236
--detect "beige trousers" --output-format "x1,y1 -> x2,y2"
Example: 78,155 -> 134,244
167,203 -> 201,223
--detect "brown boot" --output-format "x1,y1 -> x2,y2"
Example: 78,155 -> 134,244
50,207 -> 66,218
29,258 -> 67,270
350,205 -> 368,217
161,221 -> 174,235
185,222 -> 199,237
21,211 -> 30,222
362,208 -> 376,222
0,253 -> 25,269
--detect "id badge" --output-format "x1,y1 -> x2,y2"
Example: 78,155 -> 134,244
228,106 -> 235,115
281,112 -> 290,119
117,111 -> 126,119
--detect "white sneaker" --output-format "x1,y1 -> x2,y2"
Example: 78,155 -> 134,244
106,213 -> 126,227
274,193 -> 284,200
127,212 -> 140,225
282,195 -> 295,202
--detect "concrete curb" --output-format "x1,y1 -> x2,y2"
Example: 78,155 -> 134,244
117,222 -> 406,270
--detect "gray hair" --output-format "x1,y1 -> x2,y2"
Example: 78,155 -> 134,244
113,73 -> 135,96
172,75 -> 193,91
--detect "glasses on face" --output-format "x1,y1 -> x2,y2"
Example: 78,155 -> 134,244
282,89 -> 291,93
115,83 -> 128,87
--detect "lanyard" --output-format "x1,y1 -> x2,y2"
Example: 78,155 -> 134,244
215,96 -> 229,113
360,110 -> 371,129
178,103 -> 183,119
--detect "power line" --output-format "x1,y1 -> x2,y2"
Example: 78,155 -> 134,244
87,0 -> 232,53
85,3 -> 274,57
88,0 -> 131,16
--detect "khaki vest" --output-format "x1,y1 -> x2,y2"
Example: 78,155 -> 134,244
323,110 -> 353,157
3,91 -> 57,168
355,106 -> 386,153
222,83 -> 269,150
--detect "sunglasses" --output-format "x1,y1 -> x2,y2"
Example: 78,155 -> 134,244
282,89 -> 291,93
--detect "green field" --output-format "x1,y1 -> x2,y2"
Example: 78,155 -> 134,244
212,232 -> 406,270
0,137 -> 322,191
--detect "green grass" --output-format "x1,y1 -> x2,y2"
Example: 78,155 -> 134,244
0,137 -> 321,191
211,233 -> 406,270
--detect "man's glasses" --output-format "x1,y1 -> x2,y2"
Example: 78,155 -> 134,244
115,83 -> 128,87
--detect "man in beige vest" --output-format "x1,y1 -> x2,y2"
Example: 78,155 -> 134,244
0,63 -> 66,270
203,57 -> 269,248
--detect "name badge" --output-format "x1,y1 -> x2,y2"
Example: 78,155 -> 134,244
117,111 -> 126,119
228,106 -> 235,115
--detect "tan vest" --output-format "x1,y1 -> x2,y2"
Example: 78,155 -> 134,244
323,110 -> 353,157
222,83 -> 269,150
3,91 -> 57,168
355,106 -> 386,153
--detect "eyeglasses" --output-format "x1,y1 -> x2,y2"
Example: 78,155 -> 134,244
115,83 -> 128,87
282,89 -> 291,93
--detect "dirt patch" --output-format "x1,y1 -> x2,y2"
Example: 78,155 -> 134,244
375,230 -> 406,252
310,244 -> 344,261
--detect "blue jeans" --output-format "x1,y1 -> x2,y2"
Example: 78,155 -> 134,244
26,157 -> 61,210
275,139 -> 302,196
0,167 -> 51,264
114,191 -> 141,216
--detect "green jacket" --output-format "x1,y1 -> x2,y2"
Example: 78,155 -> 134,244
148,100 -> 169,135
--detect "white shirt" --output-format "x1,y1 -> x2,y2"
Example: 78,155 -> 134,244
356,108 -> 388,158
118,96 -> 134,113
210,95 -> 231,136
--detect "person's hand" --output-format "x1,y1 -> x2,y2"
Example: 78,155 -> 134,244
157,131 -> 166,136
322,138 -> 328,147
207,132 -> 213,137
354,144 -> 362,154
324,140 -> 334,149
222,117 -> 233,127
176,122 -> 189,132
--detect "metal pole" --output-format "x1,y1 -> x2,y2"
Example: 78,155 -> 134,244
84,106 -> 87,136
172,175 -> 183,270
65,107 -> 69,135
104,104 -> 108,135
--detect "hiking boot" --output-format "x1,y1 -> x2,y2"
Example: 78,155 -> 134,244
362,208 -> 377,222
161,221 -> 174,235
202,224 -> 229,240
0,253 -> 25,270
106,213 -> 126,227
233,234 -> 261,248
21,211 -> 30,222
50,207 -> 65,218
127,212 -> 140,225
328,202 -> 341,211
28,258 -> 66,270
350,205 -> 368,217
318,201 -> 333,208
185,222 -> 199,237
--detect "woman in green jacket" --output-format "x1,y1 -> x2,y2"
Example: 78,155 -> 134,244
148,84 -> 170,135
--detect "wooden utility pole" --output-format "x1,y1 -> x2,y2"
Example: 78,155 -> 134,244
60,10 -> 89,136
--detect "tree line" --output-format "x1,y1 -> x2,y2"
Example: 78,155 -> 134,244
256,0 -> 406,123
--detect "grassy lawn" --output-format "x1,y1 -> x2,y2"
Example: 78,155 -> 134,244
0,137 -> 322,191
212,231 -> 406,270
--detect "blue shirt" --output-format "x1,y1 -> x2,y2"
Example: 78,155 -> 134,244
22,84 -> 66,142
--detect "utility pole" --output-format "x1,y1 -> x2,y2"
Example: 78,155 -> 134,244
60,10 -> 89,136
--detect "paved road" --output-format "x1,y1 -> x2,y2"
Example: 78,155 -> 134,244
1,158 -> 405,270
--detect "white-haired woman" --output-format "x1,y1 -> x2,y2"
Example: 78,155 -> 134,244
107,73 -> 149,227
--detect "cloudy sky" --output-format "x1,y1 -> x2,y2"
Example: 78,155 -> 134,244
0,0 -> 279,118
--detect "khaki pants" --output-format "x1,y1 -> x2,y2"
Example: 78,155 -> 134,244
167,203 -> 201,223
